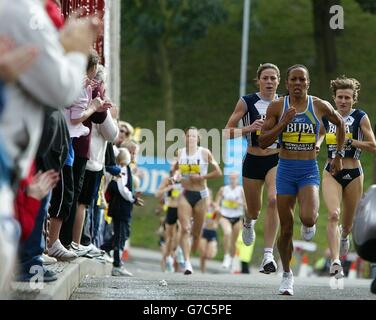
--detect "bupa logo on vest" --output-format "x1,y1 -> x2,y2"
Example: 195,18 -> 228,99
286,123 -> 315,134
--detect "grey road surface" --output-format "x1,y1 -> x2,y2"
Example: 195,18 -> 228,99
70,248 -> 376,300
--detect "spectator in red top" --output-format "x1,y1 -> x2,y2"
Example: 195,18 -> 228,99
46,0 -> 64,30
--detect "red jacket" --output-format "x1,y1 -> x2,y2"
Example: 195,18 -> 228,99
14,162 -> 41,241
46,0 -> 64,29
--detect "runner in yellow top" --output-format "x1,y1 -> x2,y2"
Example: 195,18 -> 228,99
215,172 -> 246,271
175,127 -> 222,275
259,64 -> 345,295
155,159 -> 182,272
199,190 -> 221,273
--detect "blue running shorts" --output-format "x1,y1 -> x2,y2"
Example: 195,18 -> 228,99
276,158 -> 320,195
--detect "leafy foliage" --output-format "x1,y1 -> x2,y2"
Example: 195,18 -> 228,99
355,0 -> 376,13
124,0 -> 228,48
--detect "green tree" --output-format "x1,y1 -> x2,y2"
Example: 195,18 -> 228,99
311,0 -> 340,97
355,0 -> 376,13
123,0 -> 227,129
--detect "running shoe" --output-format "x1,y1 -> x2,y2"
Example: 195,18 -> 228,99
279,271 -> 294,296
259,255 -> 277,274
301,224 -> 316,241
231,256 -> 240,274
222,254 -> 232,269
184,260 -> 193,275
176,246 -> 185,268
330,259 -> 344,279
242,219 -> 255,246
166,256 -> 175,273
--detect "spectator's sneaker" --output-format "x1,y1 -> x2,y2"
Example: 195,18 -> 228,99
371,278 -> 376,294
339,235 -> 350,257
222,254 -> 232,269
104,252 -> 114,264
112,266 -> 133,277
301,224 -> 316,241
48,239 -> 78,261
84,243 -> 105,257
94,255 -> 106,264
41,253 -> 57,265
70,242 -> 90,257
17,268 -> 58,283
242,219 -> 255,246
41,269 -> 58,282
279,271 -> 294,296
166,256 -> 174,273
330,259 -> 344,279
184,261 -> 193,275
259,255 -> 277,274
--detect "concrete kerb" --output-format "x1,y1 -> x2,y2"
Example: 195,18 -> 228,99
10,258 -> 112,300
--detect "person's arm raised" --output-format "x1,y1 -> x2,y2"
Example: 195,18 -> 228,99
224,98 -> 264,139
214,187 -> 224,210
320,100 -> 345,175
201,149 -> 222,180
351,115 -> 376,153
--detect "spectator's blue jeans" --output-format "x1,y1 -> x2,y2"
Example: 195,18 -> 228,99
92,204 -> 104,248
0,80 -> 5,115
80,174 -> 102,247
1,140 -> 21,288
18,193 -> 51,277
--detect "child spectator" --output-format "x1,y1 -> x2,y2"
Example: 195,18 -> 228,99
107,148 -> 144,277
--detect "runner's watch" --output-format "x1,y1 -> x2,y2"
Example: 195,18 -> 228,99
346,139 -> 353,147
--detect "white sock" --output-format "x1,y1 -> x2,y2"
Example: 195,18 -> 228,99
283,270 -> 293,277
264,248 -> 273,257
244,218 -> 255,225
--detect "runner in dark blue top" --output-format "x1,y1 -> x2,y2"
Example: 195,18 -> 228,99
320,76 -> 376,279
225,63 -> 281,274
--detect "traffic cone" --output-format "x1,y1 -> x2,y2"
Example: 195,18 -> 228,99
231,249 -> 241,274
348,261 -> 357,279
122,240 -> 130,261
231,255 -> 241,274
122,249 -> 129,261
298,254 -> 309,277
